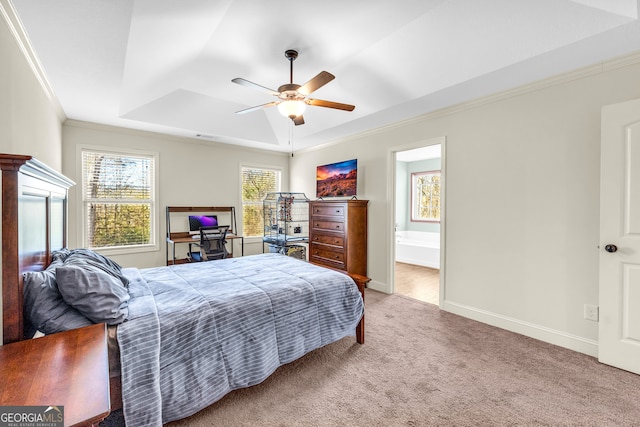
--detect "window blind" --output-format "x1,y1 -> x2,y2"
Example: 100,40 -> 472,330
241,167 -> 280,238
82,150 -> 155,248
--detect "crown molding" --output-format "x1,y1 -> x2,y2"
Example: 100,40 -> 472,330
295,50 -> 640,156
602,50 -> 640,71
1,0 -> 66,121
387,49 -> 640,131
64,119 -> 290,157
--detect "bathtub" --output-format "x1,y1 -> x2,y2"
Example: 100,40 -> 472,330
395,230 -> 440,269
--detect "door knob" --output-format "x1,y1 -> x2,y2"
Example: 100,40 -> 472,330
605,244 -> 618,253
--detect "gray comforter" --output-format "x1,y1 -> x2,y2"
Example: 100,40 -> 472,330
117,253 -> 364,426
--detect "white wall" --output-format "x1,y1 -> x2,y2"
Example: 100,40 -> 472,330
62,120 -> 290,269
291,54 -> 640,356
0,2 -> 65,343
395,161 -> 408,231
0,1 -> 62,167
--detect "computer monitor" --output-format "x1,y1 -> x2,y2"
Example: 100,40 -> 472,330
188,215 -> 218,234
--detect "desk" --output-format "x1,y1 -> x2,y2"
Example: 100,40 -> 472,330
0,323 -> 111,427
167,233 -> 244,265
166,206 -> 244,265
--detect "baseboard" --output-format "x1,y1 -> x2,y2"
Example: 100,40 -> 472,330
366,279 -> 390,294
367,278 -> 598,357
441,300 -> 598,357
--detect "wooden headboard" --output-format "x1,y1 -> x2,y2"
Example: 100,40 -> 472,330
1,154 -> 74,345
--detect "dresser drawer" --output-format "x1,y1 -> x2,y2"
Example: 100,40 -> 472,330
310,234 -> 344,247
310,244 -> 345,261
310,247 -> 346,269
310,256 -> 346,270
311,204 -> 345,218
311,220 -> 344,232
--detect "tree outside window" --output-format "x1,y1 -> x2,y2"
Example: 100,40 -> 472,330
412,170 -> 441,222
241,167 -> 281,237
82,149 -> 156,249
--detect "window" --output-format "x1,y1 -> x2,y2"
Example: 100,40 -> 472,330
81,148 -> 156,251
412,170 -> 441,222
241,167 -> 281,238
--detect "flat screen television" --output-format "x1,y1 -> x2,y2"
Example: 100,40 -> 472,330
188,215 -> 218,234
316,159 -> 357,198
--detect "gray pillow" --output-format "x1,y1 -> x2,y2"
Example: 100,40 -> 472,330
56,265 -> 130,325
51,248 -> 72,263
63,249 -> 129,287
23,266 -> 93,335
67,248 -> 123,272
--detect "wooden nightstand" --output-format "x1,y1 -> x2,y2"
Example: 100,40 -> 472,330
0,323 -> 111,427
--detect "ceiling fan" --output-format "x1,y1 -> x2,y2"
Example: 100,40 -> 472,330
232,49 -> 355,126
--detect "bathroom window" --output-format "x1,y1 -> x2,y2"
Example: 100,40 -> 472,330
411,170 -> 440,222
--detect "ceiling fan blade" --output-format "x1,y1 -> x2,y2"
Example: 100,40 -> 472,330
298,71 -> 335,95
235,101 -> 279,114
293,115 -> 305,126
307,98 -> 355,111
231,78 -> 280,96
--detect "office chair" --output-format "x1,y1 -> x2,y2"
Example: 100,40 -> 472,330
199,225 -> 230,261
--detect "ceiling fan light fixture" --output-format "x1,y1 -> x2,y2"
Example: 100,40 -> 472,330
278,100 -> 306,119
232,49 -> 354,125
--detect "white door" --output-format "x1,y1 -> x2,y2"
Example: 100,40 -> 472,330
599,98 -> 640,375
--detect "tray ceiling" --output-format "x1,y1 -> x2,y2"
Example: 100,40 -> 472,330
10,0 -> 640,152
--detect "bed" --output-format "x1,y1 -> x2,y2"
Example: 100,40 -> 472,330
0,154 -> 366,426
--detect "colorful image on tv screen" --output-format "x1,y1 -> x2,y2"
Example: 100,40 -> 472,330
316,159 -> 357,198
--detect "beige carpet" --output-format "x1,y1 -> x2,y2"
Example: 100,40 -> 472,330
104,290 -> 640,426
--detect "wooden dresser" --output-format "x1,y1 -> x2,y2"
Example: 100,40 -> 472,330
308,199 -> 368,276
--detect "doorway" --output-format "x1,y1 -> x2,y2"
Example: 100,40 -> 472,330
390,139 -> 444,305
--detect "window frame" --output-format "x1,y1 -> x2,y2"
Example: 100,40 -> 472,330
411,169 -> 441,223
240,164 -> 282,241
77,145 -> 159,255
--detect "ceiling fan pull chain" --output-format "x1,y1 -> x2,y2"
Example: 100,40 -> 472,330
289,121 -> 294,157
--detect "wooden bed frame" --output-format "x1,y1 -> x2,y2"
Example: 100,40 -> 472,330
1,153 -> 367,419
1,153 -> 75,344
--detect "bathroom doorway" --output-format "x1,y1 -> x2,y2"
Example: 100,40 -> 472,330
391,140 -> 444,305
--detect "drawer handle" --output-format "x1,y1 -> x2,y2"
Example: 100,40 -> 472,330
335,240 -> 340,244
336,225 -> 340,229
335,255 -> 340,259
314,237 -> 318,241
